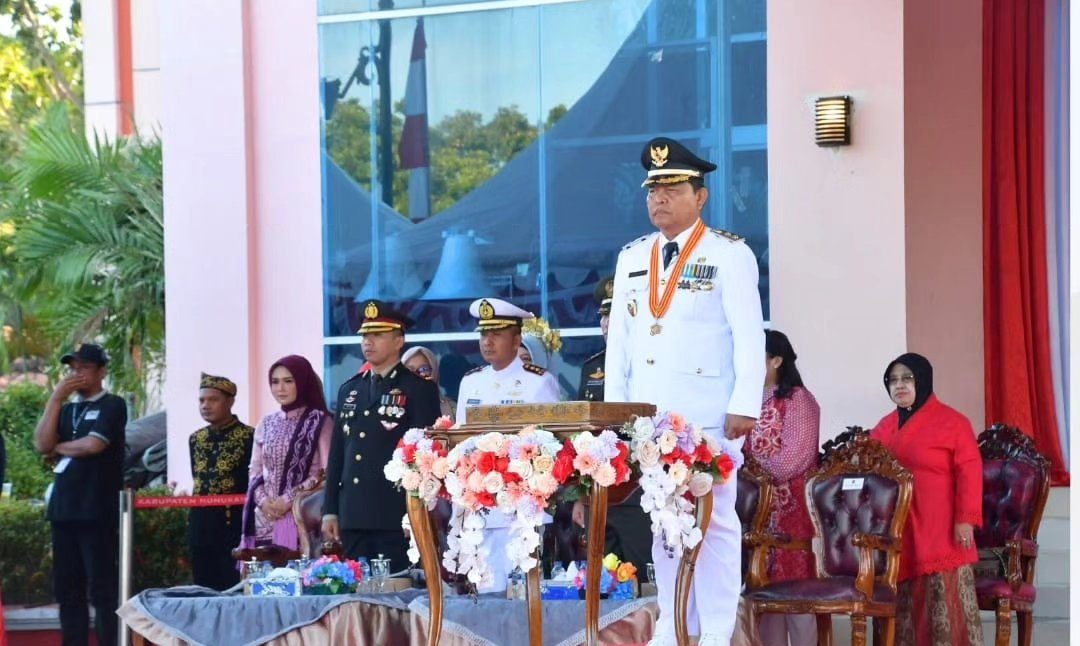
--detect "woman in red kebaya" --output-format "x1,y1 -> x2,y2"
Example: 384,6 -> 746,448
744,330 -> 819,646
870,353 -> 983,646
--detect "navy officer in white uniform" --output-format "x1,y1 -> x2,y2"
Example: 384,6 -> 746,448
456,297 -> 561,590
605,138 -> 765,646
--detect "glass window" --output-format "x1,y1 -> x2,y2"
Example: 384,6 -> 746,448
319,0 -> 768,396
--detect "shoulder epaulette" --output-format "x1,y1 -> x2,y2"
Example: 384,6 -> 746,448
622,234 -> 650,251
523,363 -> 547,376
710,228 -> 744,243
463,365 -> 486,377
585,350 -> 606,363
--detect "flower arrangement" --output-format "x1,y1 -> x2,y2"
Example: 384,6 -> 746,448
301,555 -> 364,594
626,412 -> 741,555
383,416 -> 454,508
572,553 -> 638,599
442,427 -> 563,587
551,429 -> 632,497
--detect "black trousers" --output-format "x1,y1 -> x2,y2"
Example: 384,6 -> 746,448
190,541 -> 241,591
341,529 -> 409,574
51,520 -> 119,646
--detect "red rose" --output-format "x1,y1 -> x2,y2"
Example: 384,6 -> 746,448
693,443 -> 713,465
553,452 -> 576,484
477,491 -> 496,507
661,449 -> 683,465
495,456 -> 510,473
616,442 -> 629,460
613,458 -> 630,483
477,452 -> 497,474
715,453 -> 735,478
503,471 -> 522,485
402,444 -> 417,464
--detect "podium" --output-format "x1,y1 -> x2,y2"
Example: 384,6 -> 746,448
406,402 -> 715,646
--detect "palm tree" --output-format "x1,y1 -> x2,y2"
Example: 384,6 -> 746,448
2,104 -> 164,411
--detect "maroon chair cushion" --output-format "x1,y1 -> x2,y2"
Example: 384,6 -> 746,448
735,473 -> 761,582
974,577 -> 1037,607
746,576 -> 896,605
811,474 -> 898,577
975,459 -> 1042,547
298,488 -> 326,557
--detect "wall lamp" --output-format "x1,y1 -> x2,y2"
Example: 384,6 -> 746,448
814,95 -> 852,146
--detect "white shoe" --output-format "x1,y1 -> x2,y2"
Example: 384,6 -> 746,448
697,633 -> 730,646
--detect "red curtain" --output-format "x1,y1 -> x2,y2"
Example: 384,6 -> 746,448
983,0 -> 1068,484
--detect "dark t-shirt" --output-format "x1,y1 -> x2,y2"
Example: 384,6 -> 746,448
46,392 -> 128,523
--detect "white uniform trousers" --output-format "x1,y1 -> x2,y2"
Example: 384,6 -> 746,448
652,470 -> 741,644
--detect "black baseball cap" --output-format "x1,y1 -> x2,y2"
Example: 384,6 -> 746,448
60,343 -> 109,367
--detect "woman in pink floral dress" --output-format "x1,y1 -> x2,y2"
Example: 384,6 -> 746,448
745,330 -> 820,646
240,355 -> 333,551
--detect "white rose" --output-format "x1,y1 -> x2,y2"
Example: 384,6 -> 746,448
509,458 -> 534,479
593,463 -> 617,487
632,416 -> 656,441
482,471 -> 504,494
636,441 -> 661,468
401,470 -> 422,491
668,461 -> 689,486
475,433 -> 505,453
658,431 -> 678,455
467,470 -> 486,492
384,460 -> 406,483
572,432 -> 596,453
532,453 -> 555,475
419,476 -> 442,501
688,472 -> 714,497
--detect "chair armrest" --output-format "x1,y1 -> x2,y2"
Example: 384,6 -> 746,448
1007,538 -> 1038,558
851,532 -> 899,553
744,531 -> 811,552
1002,539 -> 1038,590
743,531 -> 812,591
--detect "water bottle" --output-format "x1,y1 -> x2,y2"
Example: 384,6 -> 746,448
550,562 -> 566,581
507,567 -> 526,600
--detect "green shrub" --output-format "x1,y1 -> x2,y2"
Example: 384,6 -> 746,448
0,499 -> 52,604
132,485 -> 192,591
0,382 -> 52,500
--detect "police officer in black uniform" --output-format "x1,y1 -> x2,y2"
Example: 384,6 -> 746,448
578,276 -> 613,401
34,344 -> 127,646
321,301 -> 442,571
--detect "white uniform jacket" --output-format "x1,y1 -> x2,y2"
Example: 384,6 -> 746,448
605,221 -> 766,429
455,356 -> 561,425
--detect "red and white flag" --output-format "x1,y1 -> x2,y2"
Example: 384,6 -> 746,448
399,18 -> 430,222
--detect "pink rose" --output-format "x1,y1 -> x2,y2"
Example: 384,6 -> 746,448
669,413 -> 686,432
416,452 -> 436,475
431,457 -> 450,479
593,463 -> 616,487
467,470 -> 486,492
482,471 -> 504,494
401,470 -> 422,491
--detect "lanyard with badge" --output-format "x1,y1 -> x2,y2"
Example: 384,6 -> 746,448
54,402 -> 99,474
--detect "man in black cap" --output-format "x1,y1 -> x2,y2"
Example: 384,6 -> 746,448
188,373 -> 254,590
322,301 -> 442,570
34,343 -> 128,646
578,276 -> 613,401
606,138 -> 765,646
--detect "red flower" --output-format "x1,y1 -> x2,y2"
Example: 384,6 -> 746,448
476,491 -> 496,507
553,451 -> 576,484
661,448 -> 684,465
477,452 -> 497,474
402,444 -> 417,463
693,443 -> 713,465
715,453 -> 735,478
495,456 -> 510,474
613,457 -> 630,483
503,470 -> 523,485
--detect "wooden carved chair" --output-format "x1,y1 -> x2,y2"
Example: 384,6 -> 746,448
744,434 -> 912,646
973,424 -> 1051,646
736,453 -> 774,586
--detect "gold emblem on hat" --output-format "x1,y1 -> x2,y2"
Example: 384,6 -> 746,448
650,145 -> 670,168
479,299 -> 495,320
364,302 -> 379,319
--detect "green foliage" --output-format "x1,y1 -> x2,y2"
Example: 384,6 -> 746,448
3,105 -> 164,413
0,499 -> 53,604
0,381 -> 51,500
132,485 -> 193,592
325,100 -> 567,218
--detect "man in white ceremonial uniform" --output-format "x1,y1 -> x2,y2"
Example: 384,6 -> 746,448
456,298 -> 562,590
606,138 -> 765,646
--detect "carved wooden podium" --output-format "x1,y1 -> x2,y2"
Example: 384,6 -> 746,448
406,402 -> 712,646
